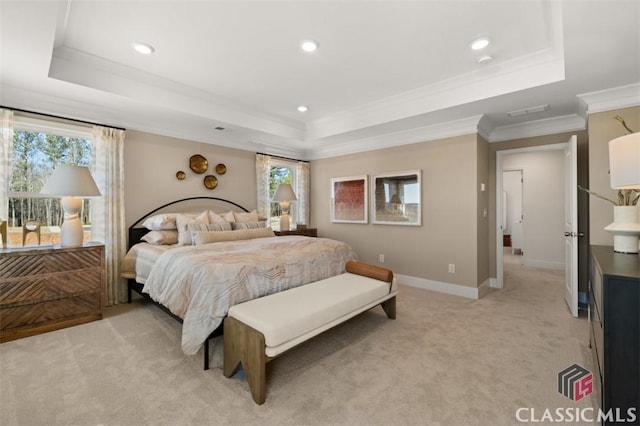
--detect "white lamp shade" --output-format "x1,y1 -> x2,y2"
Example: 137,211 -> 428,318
273,183 -> 297,202
609,132 -> 640,190
40,165 -> 101,197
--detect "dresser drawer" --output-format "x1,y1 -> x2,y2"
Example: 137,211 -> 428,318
0,270 -> 102,306
0,248 -> 102,278
0,293 -> 100,330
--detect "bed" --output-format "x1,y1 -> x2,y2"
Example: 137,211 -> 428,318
121,197 -> 358,367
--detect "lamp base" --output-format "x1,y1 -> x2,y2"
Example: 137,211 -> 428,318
279,214 -> 290,232
604,206 -> 640,254
59,196 -> 84,247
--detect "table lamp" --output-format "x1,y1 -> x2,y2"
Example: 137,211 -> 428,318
273,183 -> 297,231
605,131 -> 640,253
40,165 -> 101,247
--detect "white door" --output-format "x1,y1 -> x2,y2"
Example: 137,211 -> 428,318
564,135 -> 578,317
504,170 -> 524,256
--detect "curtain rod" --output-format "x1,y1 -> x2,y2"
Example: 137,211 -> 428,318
1,106 -> 126,131
257,152 -> 309,163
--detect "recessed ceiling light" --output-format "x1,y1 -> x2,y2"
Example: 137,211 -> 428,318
470,38 -> 490,51
132,42 -> 155,55
477,55 -> 493,64
297,105 -> 308,112
301,40 -> 319,53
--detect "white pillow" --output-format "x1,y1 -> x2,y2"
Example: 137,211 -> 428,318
192,227 -> 275,245
189,222 -> 233,232
233,210 -> 260,223
176,211 -> 209,245
141,230 -> 179,245
232,221 -> 267,230
142,213 -> 178,230
208,210 -> 231,225
221,211 -> 236,222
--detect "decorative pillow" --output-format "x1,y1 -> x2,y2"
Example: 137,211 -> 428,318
233,210 -> 260,223
232,221 -> 267,230
176,211 -> 209,245
208,210 -> 231,225
192,227 -> 275,245
140,230 -> 179,245
221,211 -> 236,222
188,222 -> 232,238
142,213 -> 178,231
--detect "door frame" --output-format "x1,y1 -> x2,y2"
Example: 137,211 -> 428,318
494,142 -> 568,289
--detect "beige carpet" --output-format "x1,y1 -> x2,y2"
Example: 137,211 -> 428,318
0,263 -> 597,426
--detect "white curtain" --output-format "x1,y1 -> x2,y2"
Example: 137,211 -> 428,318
255,153 -> 271,219
295,161 -> 310,225
0,109 -> 14,223
255,153 -> 310,226
92,126 -> 126,305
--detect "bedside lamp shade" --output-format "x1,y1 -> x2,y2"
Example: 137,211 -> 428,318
609,132 -> 640,189
273,183 -> 297,231
41,165 -> 101,247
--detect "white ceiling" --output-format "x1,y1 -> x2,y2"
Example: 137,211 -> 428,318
1,0 -> 639,159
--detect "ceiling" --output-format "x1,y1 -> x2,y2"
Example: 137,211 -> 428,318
1,0 -> 639,159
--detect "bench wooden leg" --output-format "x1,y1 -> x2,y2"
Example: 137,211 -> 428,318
381,296 -> 396,319
223,317 -> 267,405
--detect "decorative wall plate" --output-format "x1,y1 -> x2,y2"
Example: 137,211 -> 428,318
203,175 -> 218,190
176,171 -> 186,180
215,163 -> 227,174
189,154 -> 208,174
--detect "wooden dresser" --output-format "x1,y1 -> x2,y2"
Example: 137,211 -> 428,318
274,228 -> 318,237
589,245 -> 640,423
0,242 -> 104,342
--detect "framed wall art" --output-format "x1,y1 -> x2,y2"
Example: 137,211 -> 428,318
372,170 -> 421,226
330,175 -> 368,223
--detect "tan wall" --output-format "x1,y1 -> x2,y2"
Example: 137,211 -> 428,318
588,106 -> 640,245
311,134 -> 483,288
476,135 -> 490,285
123,130 -> 257,227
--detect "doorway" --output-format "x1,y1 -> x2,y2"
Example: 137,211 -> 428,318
503,169 -> 524,266
495,143 -> 570,290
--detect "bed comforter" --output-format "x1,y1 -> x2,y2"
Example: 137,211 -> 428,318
141,236 -> 358,354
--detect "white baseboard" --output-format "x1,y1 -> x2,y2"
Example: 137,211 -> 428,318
490,277 -> 501,288
396,274 -> 486,299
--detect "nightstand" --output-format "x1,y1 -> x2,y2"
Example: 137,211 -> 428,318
0,242 -> 104,342
274,228 -> 318,237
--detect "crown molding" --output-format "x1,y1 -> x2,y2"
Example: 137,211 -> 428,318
488,114 -> 585,142
306,2 -> 565,142
49,46 -> 305,141
308,115 -> 484,160
577,83 -> 640,115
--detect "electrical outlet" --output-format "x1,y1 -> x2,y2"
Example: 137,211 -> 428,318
379,254 -> 385,263
448,264 -> 455,273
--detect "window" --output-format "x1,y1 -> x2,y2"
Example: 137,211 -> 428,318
269,163 -> 296,231
6,117 -> 94,247
256,153 -> 309,231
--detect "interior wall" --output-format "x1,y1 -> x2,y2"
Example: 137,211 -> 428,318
123,130 -> 257,227
587,105 -> 640,245
476,135 -> 490,287
503,149 -> 566,270
311,134 -> 484,289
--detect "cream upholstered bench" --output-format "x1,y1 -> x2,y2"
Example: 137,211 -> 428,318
223,261 -> 397,405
